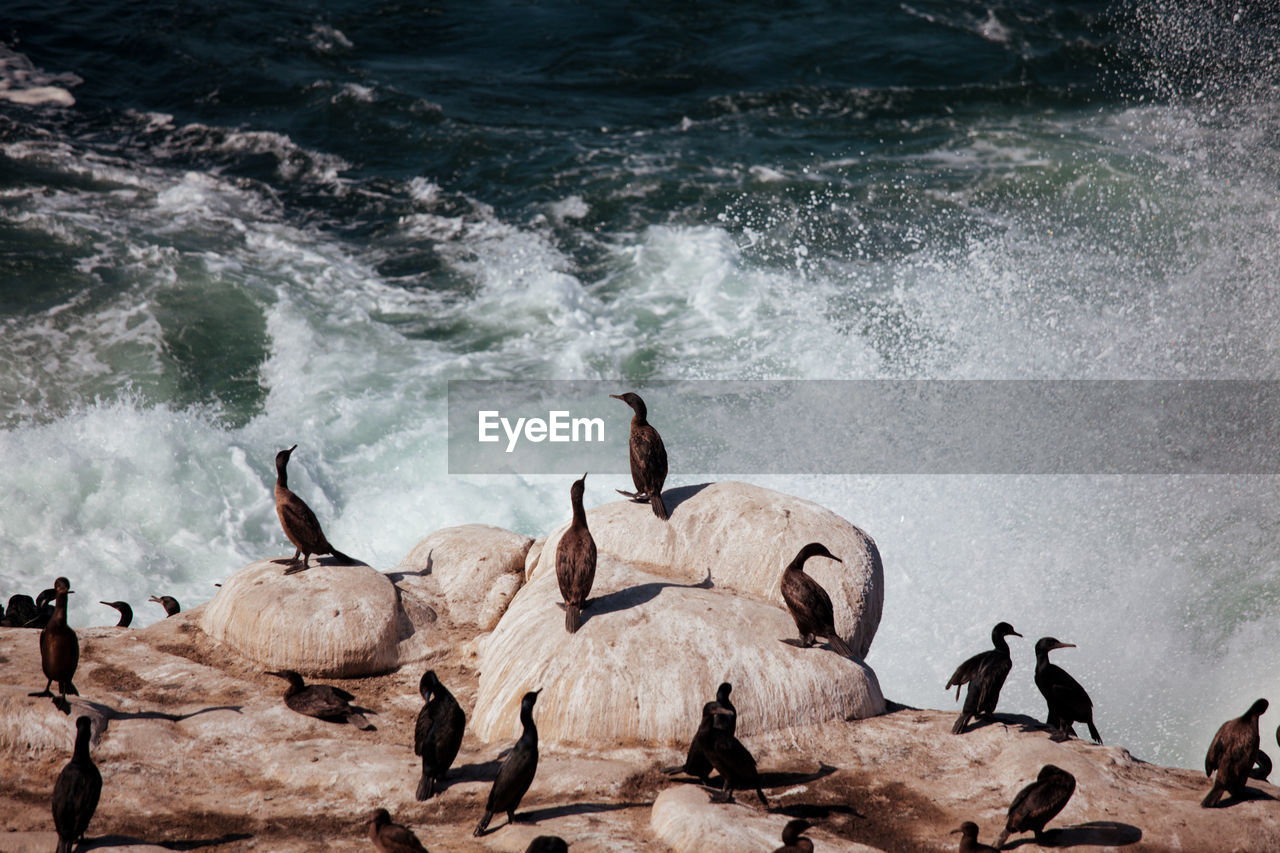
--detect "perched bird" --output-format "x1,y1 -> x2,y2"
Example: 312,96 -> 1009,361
29,577 -> 78,714
996,764 -> 1076,848
53,715 -> 101,853
2,593 -> 37,627
414,670 -> 466,801
366,807 -> 428,853
524,837 -> 569,853
1203,698 -> 1269,807
264,670 -> 374,730
704,702 -> 769,808
99,601 -> 133,628
271,444 -> 353,574
149,595 -> 180,616
1033,637 -> 1102,743
555,473 -> 597,633
475,690 -> 541,836
773,818 -> 815,852
611,392 -> 669,520
669,682 -> 736,783
946,622 -> 1022,734
780,542 -> 854,657
950,821 -> 998,852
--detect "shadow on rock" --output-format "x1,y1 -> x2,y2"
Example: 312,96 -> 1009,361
580,570 -> 714,627
83,832 -> 253,850
1004,822 -> 1142,848
518,801 -> 649,824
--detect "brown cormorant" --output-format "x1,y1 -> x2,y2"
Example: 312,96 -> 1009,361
414,670 -> 466,801
1203,698 -> 1268,807
611,392 -> 669,520
773,818 -> 815,852
29,577 -> 78,714
946,622 -> 1022,734
149,594 -> 180,616
780,542 -> 854,657
1033,637 -> 1101,743
950,821 -> 998,852
555,473 -> 597,633
366,808 -> 428,853
271,444 -> 353,574
996,764 -> 1076,848
100,601 -> 133,627
475,690 -> 540,836
264,670 -> 374,730
3,593 -> 37,627
53,715 -> 101,853
524,838 -> 569,853
704,702 -> 769,808
669,682 -> 736,783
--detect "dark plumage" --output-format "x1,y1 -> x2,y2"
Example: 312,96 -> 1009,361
475,690 -> 541,836
27,586 -> 56,628
671,682 -> 736,783
704,702 -> 769,808
414,670 -> 466,801
53,715 -> 101,853
366,808 -> 428,853
950,821 -> 998,852
611,392 -> 669,520
780,542 -> 854,657
271,444 -> 353,574
773,818 -> 815,852
1203,698 -> 1268,807
100,601 -> 133,628
29,577 -> 78,714
264,670 -> 373,730
524,837 -> 569,853
996,764 -> 1076,848
947,622 -> 1022,734
1033,637 -> 1102,744
149,594 -> 180,616
3,593 -> 37,627
555,473 -> 597,634
1251,748 -> 1272,781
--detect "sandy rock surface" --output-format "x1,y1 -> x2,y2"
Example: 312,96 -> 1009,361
394,524 -> 533,631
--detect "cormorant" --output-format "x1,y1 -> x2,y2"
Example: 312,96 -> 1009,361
555,473 -> 596,633
149,595 -> 180,616
669,682 -> 736,783
475,690 -> 540,836
3,593 -> 37,627
1033,637 -> 1102,743
950,821 -> 998,852
773,818 -> 815,852
525,837 -> 569,853
1203,698 -> 1268,807
53,715 -> 101,853
100,601 -> 133,627
366,808 -> 428,853
271,444 -> 353,574
996,764 -> 1076,848
29,577 -> 78,714
780,542 -> 854,657
704,702 -> 769,808
611,392 -> 668,520
27,586 -> 56,628
414,670 -> 466,801
264,670 -> 374,730
946,622 -> 1022,734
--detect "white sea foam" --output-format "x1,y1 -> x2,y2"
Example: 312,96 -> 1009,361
0,45 -> 81,107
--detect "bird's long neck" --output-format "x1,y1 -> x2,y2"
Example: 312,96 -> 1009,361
1035,648 -> 1052,671
992,632 -> 1010,655
519,704 -> 538,745
571,489 -> 588,528
784,553 -> 809,575
72,726 -> 92,764
49,590 -> 69,629
275,459 -> 289,489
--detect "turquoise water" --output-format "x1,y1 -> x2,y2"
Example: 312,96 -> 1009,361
2,0 -> 1278,768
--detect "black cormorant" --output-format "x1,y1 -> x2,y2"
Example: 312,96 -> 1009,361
611,392 -> 669,520
950,820 -> 998,852
946,622 -> 1022,734
1203,698 -> 1268,807
773,818 -> 815,852
555,473 -> 596,633
996,764 -> 1075,848
99,601 -> 133,627
475,690 -> 541,836
149,594 -> 180,616
366,808 -> 428,852
264,670 -> 373,730
704,702 -> 769,808
1033,637 -> 1101,743
29,577 -> 78,714
780,542 -> 854,657
271,445 -> 353,574
53,715 -> 101,853
414,670 -> 466,800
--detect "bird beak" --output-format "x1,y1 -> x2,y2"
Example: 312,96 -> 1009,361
1011,630 -> 1024,637
610,394 -> 622,400
1054,641 -> 1077,650
287,444 -> 297,453
949,828 -> 962,835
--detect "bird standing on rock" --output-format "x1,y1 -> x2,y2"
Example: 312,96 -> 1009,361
271,444 -> 354,574
366,808 -> 428,852
950,820 -> 998,852
53,715 -> 101,853
1033,637 -> 1102,743
611,392 -> 669,520
264,669 -> 374,730
100,601 -> 133,627
414,670 -> 466,801
669,682 -> 736,783
703,702 -> 769,808
1203,698 -> 1268,807
29,576 -> 78,714
996,764 -> 1075,848
149,594 -> 180,616
780,542 -> 854,657
946,622 -> 1021,734
555,473 -> 596,633
475,690 -> 541,836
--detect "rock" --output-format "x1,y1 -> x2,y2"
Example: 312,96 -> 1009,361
394,524 -> 533,630
472,554 -> 886,746
530,481 -> 883,658
199,558 -> 404,677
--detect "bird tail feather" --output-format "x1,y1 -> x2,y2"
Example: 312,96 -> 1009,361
996,829 -> 1010,848
827,633 -> 856,658
1201,783 -> 1224,808
1088,721 -> 1102,744
952,713 -> 970,735
565,604 -> 581,634
650,491 -> 669,520
474,811 -> 494,837
416,774 -> 434,801
755,787 -> 770,809
60,680 -> 78,696
329,548 -> 355,565
57,838 -> 73,853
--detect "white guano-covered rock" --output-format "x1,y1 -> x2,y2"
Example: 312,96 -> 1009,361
394,524 -> 532,630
